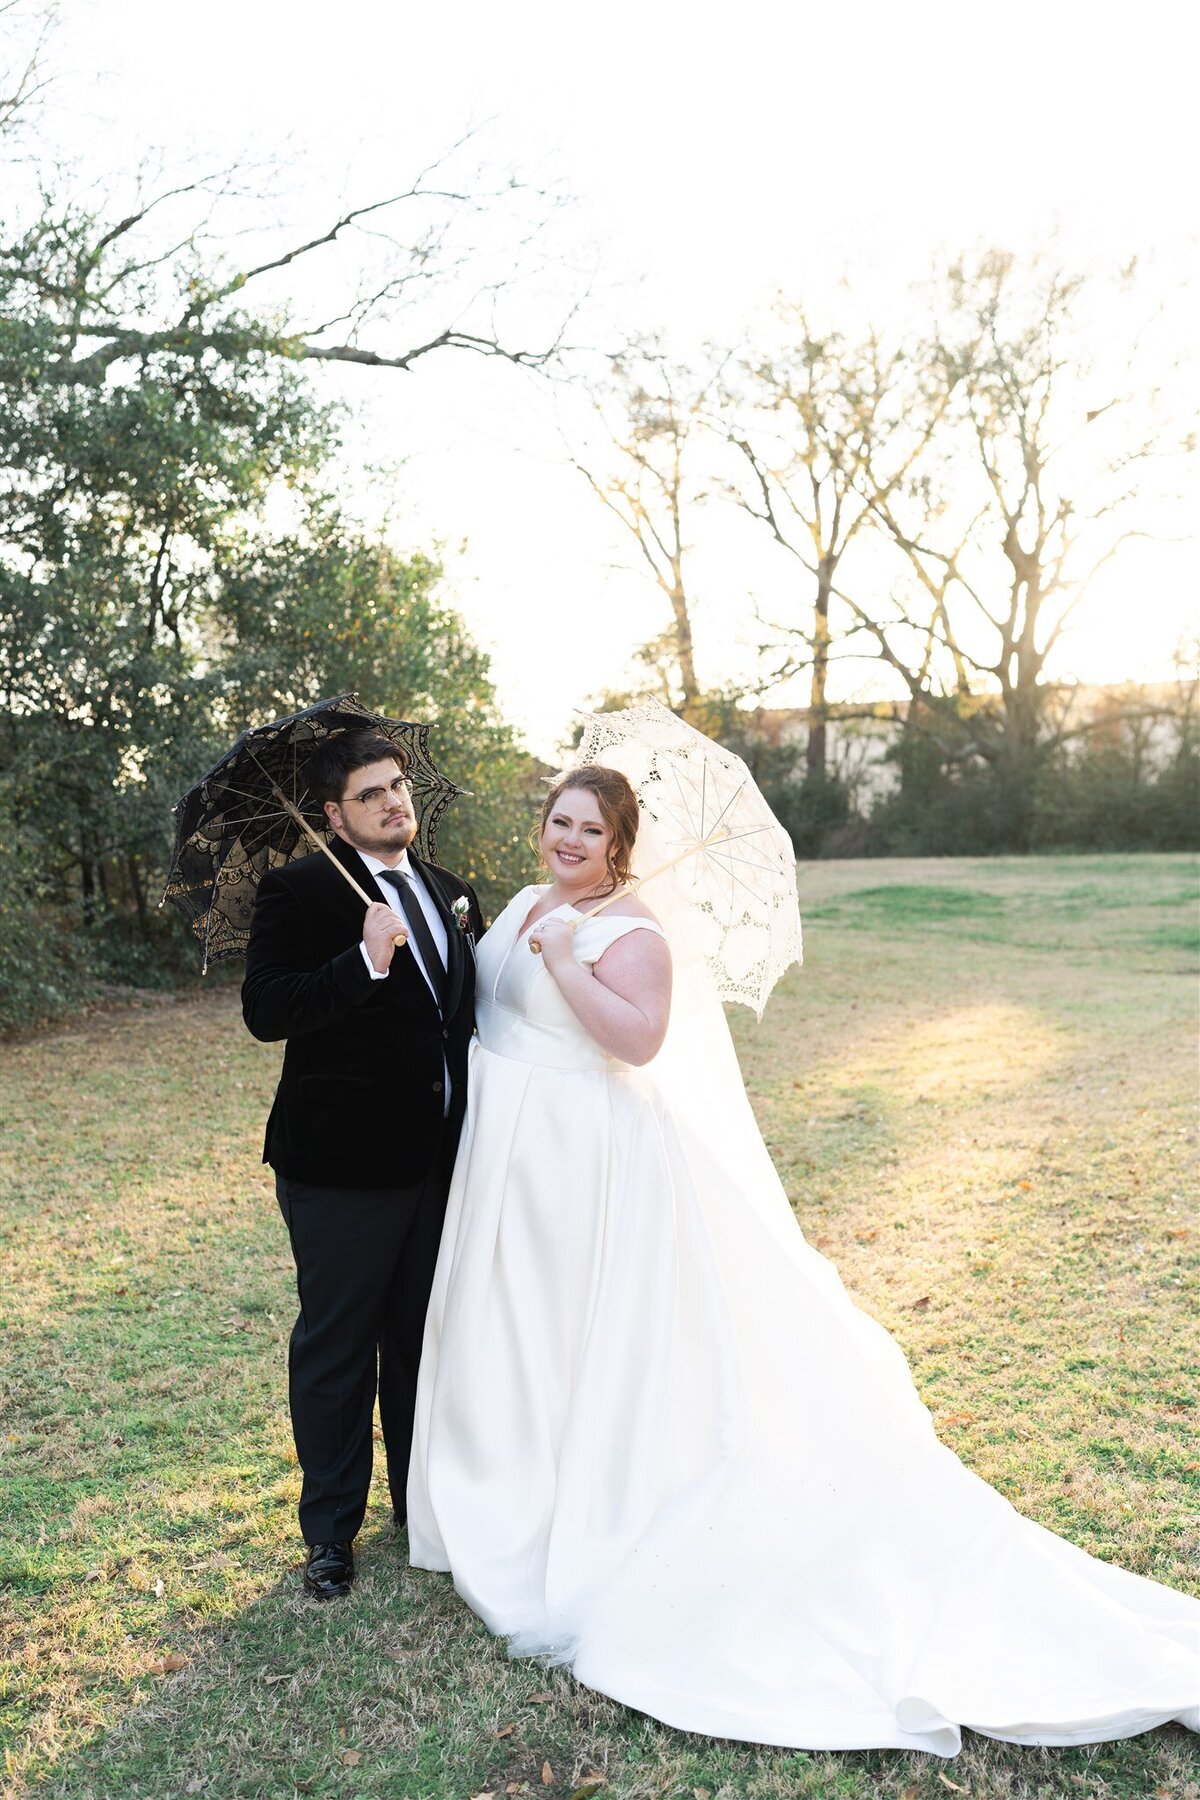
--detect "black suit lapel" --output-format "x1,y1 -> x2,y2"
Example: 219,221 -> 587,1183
411,854 -> 466,1020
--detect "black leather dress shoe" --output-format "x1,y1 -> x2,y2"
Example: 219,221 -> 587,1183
303,1540 -> 354,1600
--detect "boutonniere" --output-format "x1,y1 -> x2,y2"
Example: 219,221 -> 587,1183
451,895 -> 474,938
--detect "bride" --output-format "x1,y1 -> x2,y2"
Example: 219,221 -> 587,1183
407,763 -> 1199,1758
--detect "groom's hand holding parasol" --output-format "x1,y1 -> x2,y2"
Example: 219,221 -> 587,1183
256,783 -> 410,961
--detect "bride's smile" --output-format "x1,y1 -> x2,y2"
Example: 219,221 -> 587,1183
541,794 -> 615,898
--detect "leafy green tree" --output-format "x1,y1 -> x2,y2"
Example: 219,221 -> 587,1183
0,200 -> 330,930
216,507 -> 543,918
0,185 -> 544,1025
0,225 -> 316,996
0,5 -> 568,1023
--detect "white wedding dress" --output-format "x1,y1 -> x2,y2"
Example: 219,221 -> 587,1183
408,885 -> 1199,1757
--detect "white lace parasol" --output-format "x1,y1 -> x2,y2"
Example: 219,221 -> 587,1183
574,699 -> 803,1017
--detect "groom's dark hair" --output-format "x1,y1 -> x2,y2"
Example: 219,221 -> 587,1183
307,731 -> 408,806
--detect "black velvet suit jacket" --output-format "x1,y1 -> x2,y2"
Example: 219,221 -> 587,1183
241,835 -> 483,1189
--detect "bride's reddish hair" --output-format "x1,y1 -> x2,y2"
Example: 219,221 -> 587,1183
535,765 -> 639,892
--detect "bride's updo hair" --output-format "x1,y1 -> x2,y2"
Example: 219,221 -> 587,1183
535,764 -> 640,892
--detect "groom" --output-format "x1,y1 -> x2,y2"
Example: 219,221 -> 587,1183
242,731 -> 482,1599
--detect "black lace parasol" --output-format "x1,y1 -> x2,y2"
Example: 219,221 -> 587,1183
161,694 -> 466,971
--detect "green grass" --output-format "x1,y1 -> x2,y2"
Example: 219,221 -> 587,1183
808,883 -> 1007,923
2,854 -> 1198,1799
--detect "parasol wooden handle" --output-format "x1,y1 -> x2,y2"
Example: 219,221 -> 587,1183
529,827 -> 729,954
277,791 -> 408,948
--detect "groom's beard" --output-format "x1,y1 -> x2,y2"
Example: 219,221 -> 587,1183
339,811 -> 417,859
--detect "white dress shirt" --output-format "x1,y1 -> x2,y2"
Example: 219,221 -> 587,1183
356,847 -> 452,1110
356,848 -> 449,998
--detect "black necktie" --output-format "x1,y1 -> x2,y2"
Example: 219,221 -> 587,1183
376,868 -> 449,1012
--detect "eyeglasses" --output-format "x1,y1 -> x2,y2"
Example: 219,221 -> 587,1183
343,775 -> 412,811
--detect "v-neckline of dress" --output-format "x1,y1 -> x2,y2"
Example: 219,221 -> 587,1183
487,892 -> 582,1004
514,889 -> 585,945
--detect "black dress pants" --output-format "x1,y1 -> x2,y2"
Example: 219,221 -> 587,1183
276,1137 -> 455,1544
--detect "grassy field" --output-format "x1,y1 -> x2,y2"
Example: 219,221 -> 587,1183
2,854 -> 1197,1800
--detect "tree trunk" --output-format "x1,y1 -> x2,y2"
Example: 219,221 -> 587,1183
669,573 -> 699,706
80,854 -> 97,926
806,562 -> 833,780
128,853 -> 149,938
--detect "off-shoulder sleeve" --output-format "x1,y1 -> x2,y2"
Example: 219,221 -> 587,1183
573,914 -> 668,968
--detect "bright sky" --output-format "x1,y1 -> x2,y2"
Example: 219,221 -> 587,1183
32,0 -> 1200,755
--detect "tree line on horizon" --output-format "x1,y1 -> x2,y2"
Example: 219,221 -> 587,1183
567,269 -> 1197,863
1,18 -> 1196,1031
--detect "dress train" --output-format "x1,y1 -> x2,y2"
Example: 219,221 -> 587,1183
408,888 -> 1200,1756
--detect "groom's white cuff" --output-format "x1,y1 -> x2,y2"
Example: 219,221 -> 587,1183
360,942 -> 389,981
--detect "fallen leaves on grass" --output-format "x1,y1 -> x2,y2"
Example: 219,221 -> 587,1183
340,1749 -> 362,1766
527,1690 -> 553,1703
493,1722 -> 516,1739
569,1776 -> 606,1799
147,1653 -> 189,1675
911,1296 -> 931,1310
542,1763 -> 554,1786
937,1776 -> 968,1794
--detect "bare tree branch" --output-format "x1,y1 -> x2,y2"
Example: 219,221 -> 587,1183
565,341 -> 722,707
0,0 -> 56,142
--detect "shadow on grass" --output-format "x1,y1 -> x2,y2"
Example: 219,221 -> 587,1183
24,1521 -> 1200,1800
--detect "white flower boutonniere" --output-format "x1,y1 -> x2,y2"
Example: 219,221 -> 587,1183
451,895 -> 473,936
